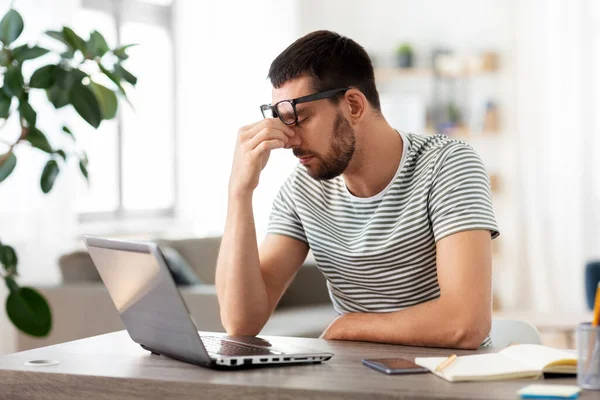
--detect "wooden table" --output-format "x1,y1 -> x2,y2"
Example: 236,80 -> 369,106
0,330 -> 592,399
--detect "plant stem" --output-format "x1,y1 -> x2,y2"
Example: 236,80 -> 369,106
0,121 -> 27,164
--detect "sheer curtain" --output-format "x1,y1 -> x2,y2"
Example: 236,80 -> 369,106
514,0 -> 597,312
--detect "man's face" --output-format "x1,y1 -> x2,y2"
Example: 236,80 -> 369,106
272,76 -> 356,181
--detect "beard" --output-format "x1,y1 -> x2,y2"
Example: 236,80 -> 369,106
293,112 -> 356,181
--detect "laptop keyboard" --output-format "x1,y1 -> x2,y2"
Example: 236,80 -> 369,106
201,336 -> 275,356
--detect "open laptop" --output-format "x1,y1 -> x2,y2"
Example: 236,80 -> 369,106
83,235 -> 334,369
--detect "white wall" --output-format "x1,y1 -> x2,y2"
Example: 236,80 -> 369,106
174,0 -> 301,241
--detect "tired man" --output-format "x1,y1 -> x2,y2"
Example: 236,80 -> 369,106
216,30 -> 499,349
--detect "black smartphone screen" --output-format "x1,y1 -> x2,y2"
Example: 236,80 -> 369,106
362,358 -> 429,375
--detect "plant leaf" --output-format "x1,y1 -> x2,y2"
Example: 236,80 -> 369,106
98,62 -> 126,96
0,49 -> 9,66
90,81 -> 117,120
45,30 -> 68,46
62,27 -> 87,54
0,244 -> 17,271
46,86 -> 69,108
6,286 -> 52,337
87,30 -> 109,58
113,43 -> 138,60
69,83 -> 102,128
18,99 -> 36,127
55,149 -> 66,161
79,157 -> 88,182
29,64 -> 56,89
0,9 -> 24,46
3,66 -> 24,98
60,49 -> 75,59
40,159 -> 59,193
0,152 -> 17,183
26,127 -> 53,153
62,125 -> 75,140
12,45 -> 50,63
54,66 -> 74,90
0,91 -> 11,118
114,64 -> 137,86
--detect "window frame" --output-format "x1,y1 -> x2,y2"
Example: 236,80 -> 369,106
78,0 -> 178,223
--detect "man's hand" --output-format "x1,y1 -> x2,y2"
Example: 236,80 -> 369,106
229,119 -> 295,197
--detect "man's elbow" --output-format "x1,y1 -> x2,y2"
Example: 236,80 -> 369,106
449,316 -> 491,350
220,312 -> 264,337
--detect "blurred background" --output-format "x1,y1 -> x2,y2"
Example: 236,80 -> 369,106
1,0 -> 599,354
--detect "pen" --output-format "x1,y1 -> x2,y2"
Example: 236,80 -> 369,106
435,354 -> 457,372
593,282 -> 600,327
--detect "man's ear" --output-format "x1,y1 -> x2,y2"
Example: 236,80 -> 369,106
344,89 -> 368,124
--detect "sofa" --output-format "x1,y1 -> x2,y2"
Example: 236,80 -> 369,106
17,236 -> 338,352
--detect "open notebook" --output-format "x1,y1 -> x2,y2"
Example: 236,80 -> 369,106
415,345 -> 577,382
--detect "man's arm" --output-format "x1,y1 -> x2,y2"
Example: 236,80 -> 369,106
215,118 -> 309,336
321,229 -> 492,350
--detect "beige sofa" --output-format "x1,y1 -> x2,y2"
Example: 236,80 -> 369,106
17,237 -> 337,351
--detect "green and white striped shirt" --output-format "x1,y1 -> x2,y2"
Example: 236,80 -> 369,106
267,130 -> 500,346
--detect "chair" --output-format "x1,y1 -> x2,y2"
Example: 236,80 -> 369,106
585,261 -> 600,310
490,319 -> 542,348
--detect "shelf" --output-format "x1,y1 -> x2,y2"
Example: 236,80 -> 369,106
489,174 -> 500,193
375,67 -> 433,81
374,67 -> 498,82
423,128 -> 499,138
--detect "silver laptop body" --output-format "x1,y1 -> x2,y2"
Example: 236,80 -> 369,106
83,235 -> 334,369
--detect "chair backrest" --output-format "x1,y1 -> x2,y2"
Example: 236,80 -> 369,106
490,319 -> 542,348
585,261 -> 600,310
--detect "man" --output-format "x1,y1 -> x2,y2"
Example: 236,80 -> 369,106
215,30 -> 499,349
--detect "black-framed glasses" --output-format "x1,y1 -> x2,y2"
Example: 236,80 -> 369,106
260,87 -> 350,125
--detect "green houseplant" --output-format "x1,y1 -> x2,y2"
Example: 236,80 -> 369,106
0,7 -> 137,337
396,43 -> 414,68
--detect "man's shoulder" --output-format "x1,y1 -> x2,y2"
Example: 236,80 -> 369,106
406,132 -> 476,168
407,132 -> 470,156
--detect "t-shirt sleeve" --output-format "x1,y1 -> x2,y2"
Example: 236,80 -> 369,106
266,172 -> 308,244
428,143 -> 500,242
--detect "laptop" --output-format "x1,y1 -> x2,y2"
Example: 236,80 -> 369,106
83,235 -> 334,369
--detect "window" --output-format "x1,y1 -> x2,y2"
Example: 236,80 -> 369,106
74,0 -> 176,220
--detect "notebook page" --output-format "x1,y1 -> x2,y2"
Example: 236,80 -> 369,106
415,353 -> 539,381
499,345 -> 577,371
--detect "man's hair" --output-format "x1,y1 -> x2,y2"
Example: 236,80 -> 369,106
267,30 -> 381,111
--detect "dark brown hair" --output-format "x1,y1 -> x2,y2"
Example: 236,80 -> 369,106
267,30 -> 381,111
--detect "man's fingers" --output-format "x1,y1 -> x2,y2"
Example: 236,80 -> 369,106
243,119 -> 295,139
248,128 -> 289,150
252,139 -> 286,155
240,120 -> 263,132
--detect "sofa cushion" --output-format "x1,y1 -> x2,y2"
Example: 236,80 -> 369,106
160,246 -> 203,286
59,245 -> 203,286
58,251 -> 102,283
276,263 -> 331,309
157,237 -> 222,284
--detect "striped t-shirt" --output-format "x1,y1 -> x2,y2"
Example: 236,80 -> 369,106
267,130 -> 500,346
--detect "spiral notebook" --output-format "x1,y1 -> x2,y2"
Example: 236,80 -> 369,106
415,345 -> 577,382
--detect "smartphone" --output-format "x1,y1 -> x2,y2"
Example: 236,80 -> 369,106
362,358 -> 429,375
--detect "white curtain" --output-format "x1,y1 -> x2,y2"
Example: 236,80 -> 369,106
514,0 -> 598,312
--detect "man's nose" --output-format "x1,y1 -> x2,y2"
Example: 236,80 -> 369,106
286,130 -> 302,149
